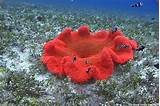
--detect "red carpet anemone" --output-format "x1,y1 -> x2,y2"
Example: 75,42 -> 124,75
42,26 -> 137,84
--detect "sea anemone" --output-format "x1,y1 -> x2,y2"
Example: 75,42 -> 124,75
42,26 -> 137,83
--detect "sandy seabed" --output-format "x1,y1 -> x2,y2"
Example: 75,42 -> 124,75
0,2 -> 159,106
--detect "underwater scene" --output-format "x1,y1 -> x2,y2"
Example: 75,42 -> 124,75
0,0 -> 159,105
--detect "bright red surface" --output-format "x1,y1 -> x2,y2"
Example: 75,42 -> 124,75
42,26 -> 137,83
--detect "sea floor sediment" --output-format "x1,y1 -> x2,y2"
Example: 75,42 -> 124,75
0,3 -> 159,105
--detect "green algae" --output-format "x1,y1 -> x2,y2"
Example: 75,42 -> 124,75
0,3 -> 159,106
0,29 -> 16,54
1,71 -> 46,105
0,67 -> 7,73
96,79 -> 117,101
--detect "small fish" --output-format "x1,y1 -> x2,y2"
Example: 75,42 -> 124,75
111,26 -> 118,33
151,17 -> 155,20
86,67 -> 91,74
130,2 -> 143,7
73,56 -> 77,62
136,45 -> 145,51
154,63 -> 159,69
84,59 -> 92,65
116,44 -> 129,50
36,16 -> 43,21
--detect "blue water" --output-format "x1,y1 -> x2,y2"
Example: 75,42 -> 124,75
5,0 -> 158,18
